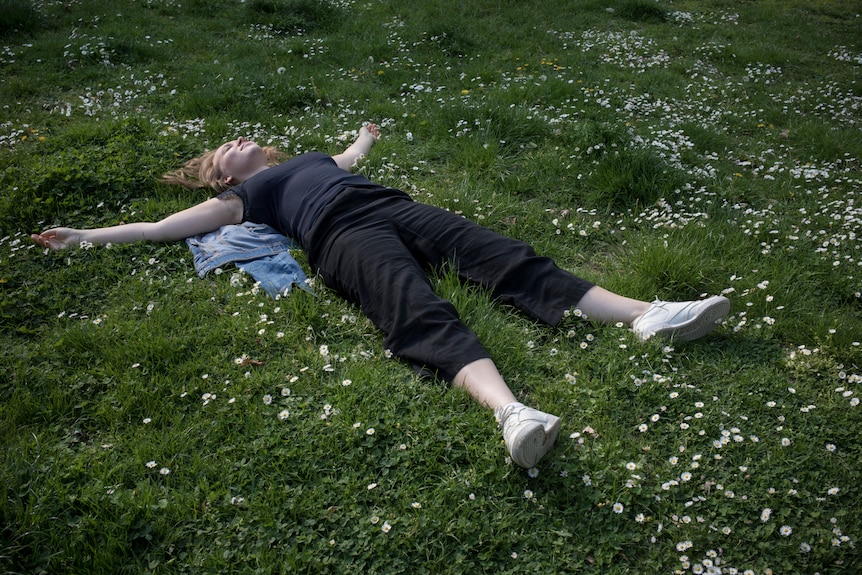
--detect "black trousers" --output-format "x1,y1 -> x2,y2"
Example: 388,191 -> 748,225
305,186 -> 595,381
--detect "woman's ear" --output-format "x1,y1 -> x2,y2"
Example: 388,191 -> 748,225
223,175 -> 236,186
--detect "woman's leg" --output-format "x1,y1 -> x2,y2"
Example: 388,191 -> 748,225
391,202 -> 593,326
574,286 -> 651,325
391,202 -> 728,340
452,357 -> 517,408
577,286 -> 731,340
454,358 -> 560,468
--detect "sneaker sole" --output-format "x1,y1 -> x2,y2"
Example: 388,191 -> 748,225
650,296 -> 730,341
510,415 -> 561,468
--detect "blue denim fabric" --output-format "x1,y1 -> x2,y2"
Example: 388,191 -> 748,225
186,222 -> 311,298
235,253 -> 311,298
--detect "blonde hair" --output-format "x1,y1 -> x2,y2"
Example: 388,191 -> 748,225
161,146 -> 286,193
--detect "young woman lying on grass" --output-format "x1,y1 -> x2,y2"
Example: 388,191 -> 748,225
31,123 -> 730,468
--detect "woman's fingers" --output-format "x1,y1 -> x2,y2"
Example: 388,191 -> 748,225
362,122 -> 380,139
31,230 -> 67,250
32,234 -> 51,249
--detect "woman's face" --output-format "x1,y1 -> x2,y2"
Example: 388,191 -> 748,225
214,137 -> 268,185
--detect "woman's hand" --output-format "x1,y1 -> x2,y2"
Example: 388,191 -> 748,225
333,122 -> 381,171
31,228 -> 82,251
360,122 -> 381,142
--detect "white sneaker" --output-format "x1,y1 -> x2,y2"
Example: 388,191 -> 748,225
631,295 -> 730,341
494,403 -> 561,468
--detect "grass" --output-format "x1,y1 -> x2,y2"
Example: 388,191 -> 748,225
1,0 -> 861,573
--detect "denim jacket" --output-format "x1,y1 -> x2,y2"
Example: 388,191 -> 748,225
186,222 -> 312,298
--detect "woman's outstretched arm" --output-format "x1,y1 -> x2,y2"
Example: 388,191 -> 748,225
32,196 -> 244,251
332,123 -> 380,171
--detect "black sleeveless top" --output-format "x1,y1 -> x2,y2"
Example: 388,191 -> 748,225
223,152 -> 377,245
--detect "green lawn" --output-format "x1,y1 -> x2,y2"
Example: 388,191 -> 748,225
1,0 -> 860,573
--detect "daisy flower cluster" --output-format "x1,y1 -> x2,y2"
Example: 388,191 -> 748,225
828,45 -> 862,65
555,29 -> 671,72
0,41 -> 31,65
0,122 -> 39,148
74,71 -> 175,118
63,30 -> 115,67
